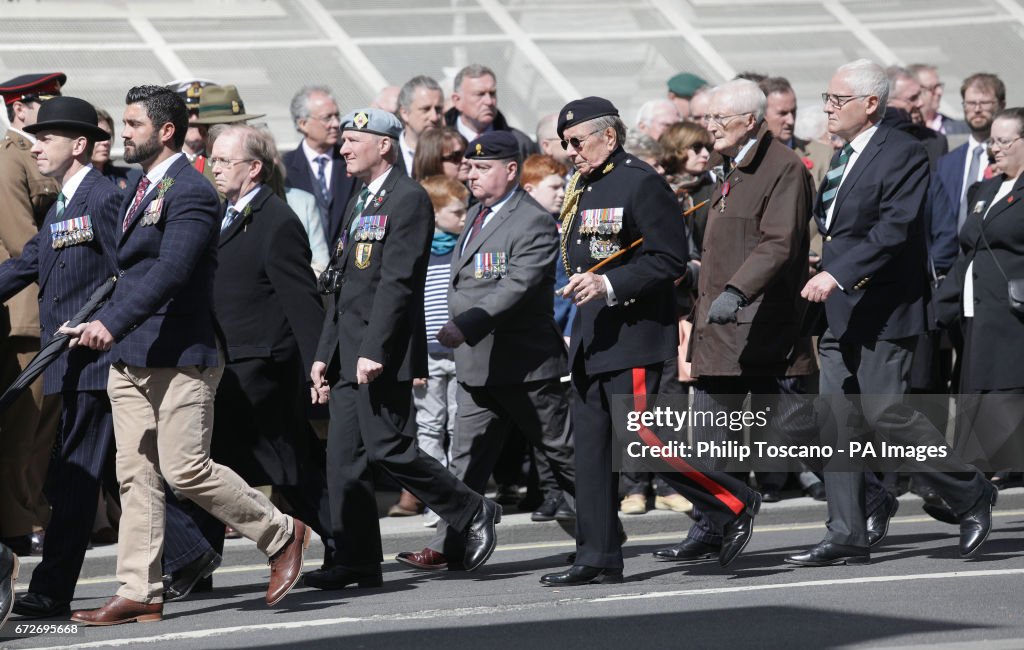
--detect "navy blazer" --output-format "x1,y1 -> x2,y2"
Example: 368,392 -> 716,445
815,125 -> 930,343
92,155 -> 221,368
0,168 -> 120,394
282,145 -> 358,249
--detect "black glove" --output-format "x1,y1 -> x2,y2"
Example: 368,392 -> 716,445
706,288 -> 746,324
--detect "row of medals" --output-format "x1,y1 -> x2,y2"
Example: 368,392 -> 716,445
580,211 -> 622,260
51,225 -> 93,249
354,215 -> 388,242
473,252 -> 507,279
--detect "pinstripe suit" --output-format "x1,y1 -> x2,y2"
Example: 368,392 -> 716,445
0,166 -> 211,605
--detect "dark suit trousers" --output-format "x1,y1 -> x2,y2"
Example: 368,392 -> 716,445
818,328 -> 985,547
428,379 -> 575,556
29,391 -> 111,602
572,359 -> 755,569
327,380 -> 482,568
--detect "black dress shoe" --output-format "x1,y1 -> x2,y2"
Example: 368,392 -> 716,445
163,548 -> 221,602
719,492 -> 761,567
462,499 -> 501,572
866,495 -> 899,548
804,482 -> 826,501
0,543 -> 17,630
960,483 -> 998,557
554,498 -> 576,522
784,541 -> 869,567
303,565 -> 383,590
540,565 -> 623,586
531,496 -> 562,522
13,592 -> 70,619
653,538 -> 720,562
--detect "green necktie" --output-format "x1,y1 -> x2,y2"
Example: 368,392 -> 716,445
821,143 -> 854,213
55,191 -> 66,220
348,186 -> 371,237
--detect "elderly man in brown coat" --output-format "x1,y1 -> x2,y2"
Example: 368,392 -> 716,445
654,79 -> 817,563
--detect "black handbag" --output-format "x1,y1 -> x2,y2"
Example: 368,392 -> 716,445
979,226 -> 1024,315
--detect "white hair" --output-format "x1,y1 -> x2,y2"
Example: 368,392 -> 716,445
836,59 -> 889,114
635,98 -> 680,127
709,79 -> 766,122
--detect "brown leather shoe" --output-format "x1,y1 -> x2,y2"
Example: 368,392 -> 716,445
70,595 -> 162,626
266,518 -> 310,606
395,548 -> 448,571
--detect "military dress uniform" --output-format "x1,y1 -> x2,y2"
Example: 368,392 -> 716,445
555,98 -> 761,575
0,73 -> 64,545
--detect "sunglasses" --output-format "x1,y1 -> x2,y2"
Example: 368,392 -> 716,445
440,150 -> 465,163
560,128 -> 604,151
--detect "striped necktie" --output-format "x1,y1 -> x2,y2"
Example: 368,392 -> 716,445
347,186 -> 371,237
55,191 -> 66,220
821,143 -> 854,213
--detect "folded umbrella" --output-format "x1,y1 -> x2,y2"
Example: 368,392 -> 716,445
0,276 -> 116,412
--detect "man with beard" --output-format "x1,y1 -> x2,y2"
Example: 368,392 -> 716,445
61,85 -> 309,625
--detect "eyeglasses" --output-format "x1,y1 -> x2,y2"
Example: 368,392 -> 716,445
705,112 -> 751,126
964,100 -> 998,110
560,128 -> 604,151
308,112 -> 341,125
17,93 -> 57,105
986,136 -> 1021,150
821,93 -> 869,109
209,157 -> 253,168
440,150 -> 465,163
920,82 -> 944,93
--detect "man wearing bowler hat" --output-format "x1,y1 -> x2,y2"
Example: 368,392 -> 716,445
540,96 -> 762,586
0,72 -> 64,558
307,108 -> 501,590
0,96 -> 121,618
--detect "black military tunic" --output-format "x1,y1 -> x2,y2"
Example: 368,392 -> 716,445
562,146 -> 757,569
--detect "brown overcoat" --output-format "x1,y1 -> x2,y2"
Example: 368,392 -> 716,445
689,123 -> 816,377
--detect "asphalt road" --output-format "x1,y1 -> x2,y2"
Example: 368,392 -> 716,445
3,508 -> 1024,650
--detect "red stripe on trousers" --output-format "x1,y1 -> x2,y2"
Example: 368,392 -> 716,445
631,367 -> 745,515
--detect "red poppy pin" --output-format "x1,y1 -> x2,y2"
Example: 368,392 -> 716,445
1009,196 -> 1015,204
802,157 -> 814,170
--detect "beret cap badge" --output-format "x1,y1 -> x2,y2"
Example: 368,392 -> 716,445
475,143 -> 483,155
566,110 -> 573,120
354,112 -> 369,129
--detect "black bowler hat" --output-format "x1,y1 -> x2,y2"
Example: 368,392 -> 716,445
556,96 -> 619,138
24,96 -> 110,141
465,131 -> 519,161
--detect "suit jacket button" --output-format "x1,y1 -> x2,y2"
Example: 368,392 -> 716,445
52,296 -> 58,303
59,261 -> 65,268
118,270 -> 125,277
825,236 -> 832,241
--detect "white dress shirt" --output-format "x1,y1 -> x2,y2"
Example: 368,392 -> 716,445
824,124 -> 879,231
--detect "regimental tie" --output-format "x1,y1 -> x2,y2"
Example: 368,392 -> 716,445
55,191 -> 66,221
315,155 -> 330,205
122,176 -> 152,232
347,186 -> 371,237
221,206 -> 240,232
821,143 -> 854,214
462,206 -> 491,255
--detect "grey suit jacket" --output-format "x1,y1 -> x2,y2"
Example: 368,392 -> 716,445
449,187 -> 567,387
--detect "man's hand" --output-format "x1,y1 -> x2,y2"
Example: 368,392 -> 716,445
310,361 -> 330,404
801,271 -> 839,303
706,290 -> 745,324
561,272 -> 607,306
59,320 -> 113,351
356,357 -> 384,384
413,378 -> 427,388
435,320 -> 466,348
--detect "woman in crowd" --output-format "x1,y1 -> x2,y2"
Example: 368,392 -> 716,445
92,107 -> 138,194
938,107 -> 1024,486
413,127 -> 468,182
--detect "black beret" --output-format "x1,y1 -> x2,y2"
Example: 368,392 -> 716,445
465,131 -> 519,161
556,96 -> 619,139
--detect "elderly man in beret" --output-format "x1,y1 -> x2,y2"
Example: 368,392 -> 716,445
307,108 -> 501,590
395,131 -> 576,572
540,96 -> 763,587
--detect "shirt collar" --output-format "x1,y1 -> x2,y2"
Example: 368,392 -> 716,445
733,136 -> 759,167
366,165 -> 393,196
228,185 -> 262,214
60,164 -> 93,202
848,124 -> 878,154
301,139 -> 331,167
455,115 -> 492,142
968,134 -> 985,151
144,153 -> 183,187
482,186 -> 517,213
